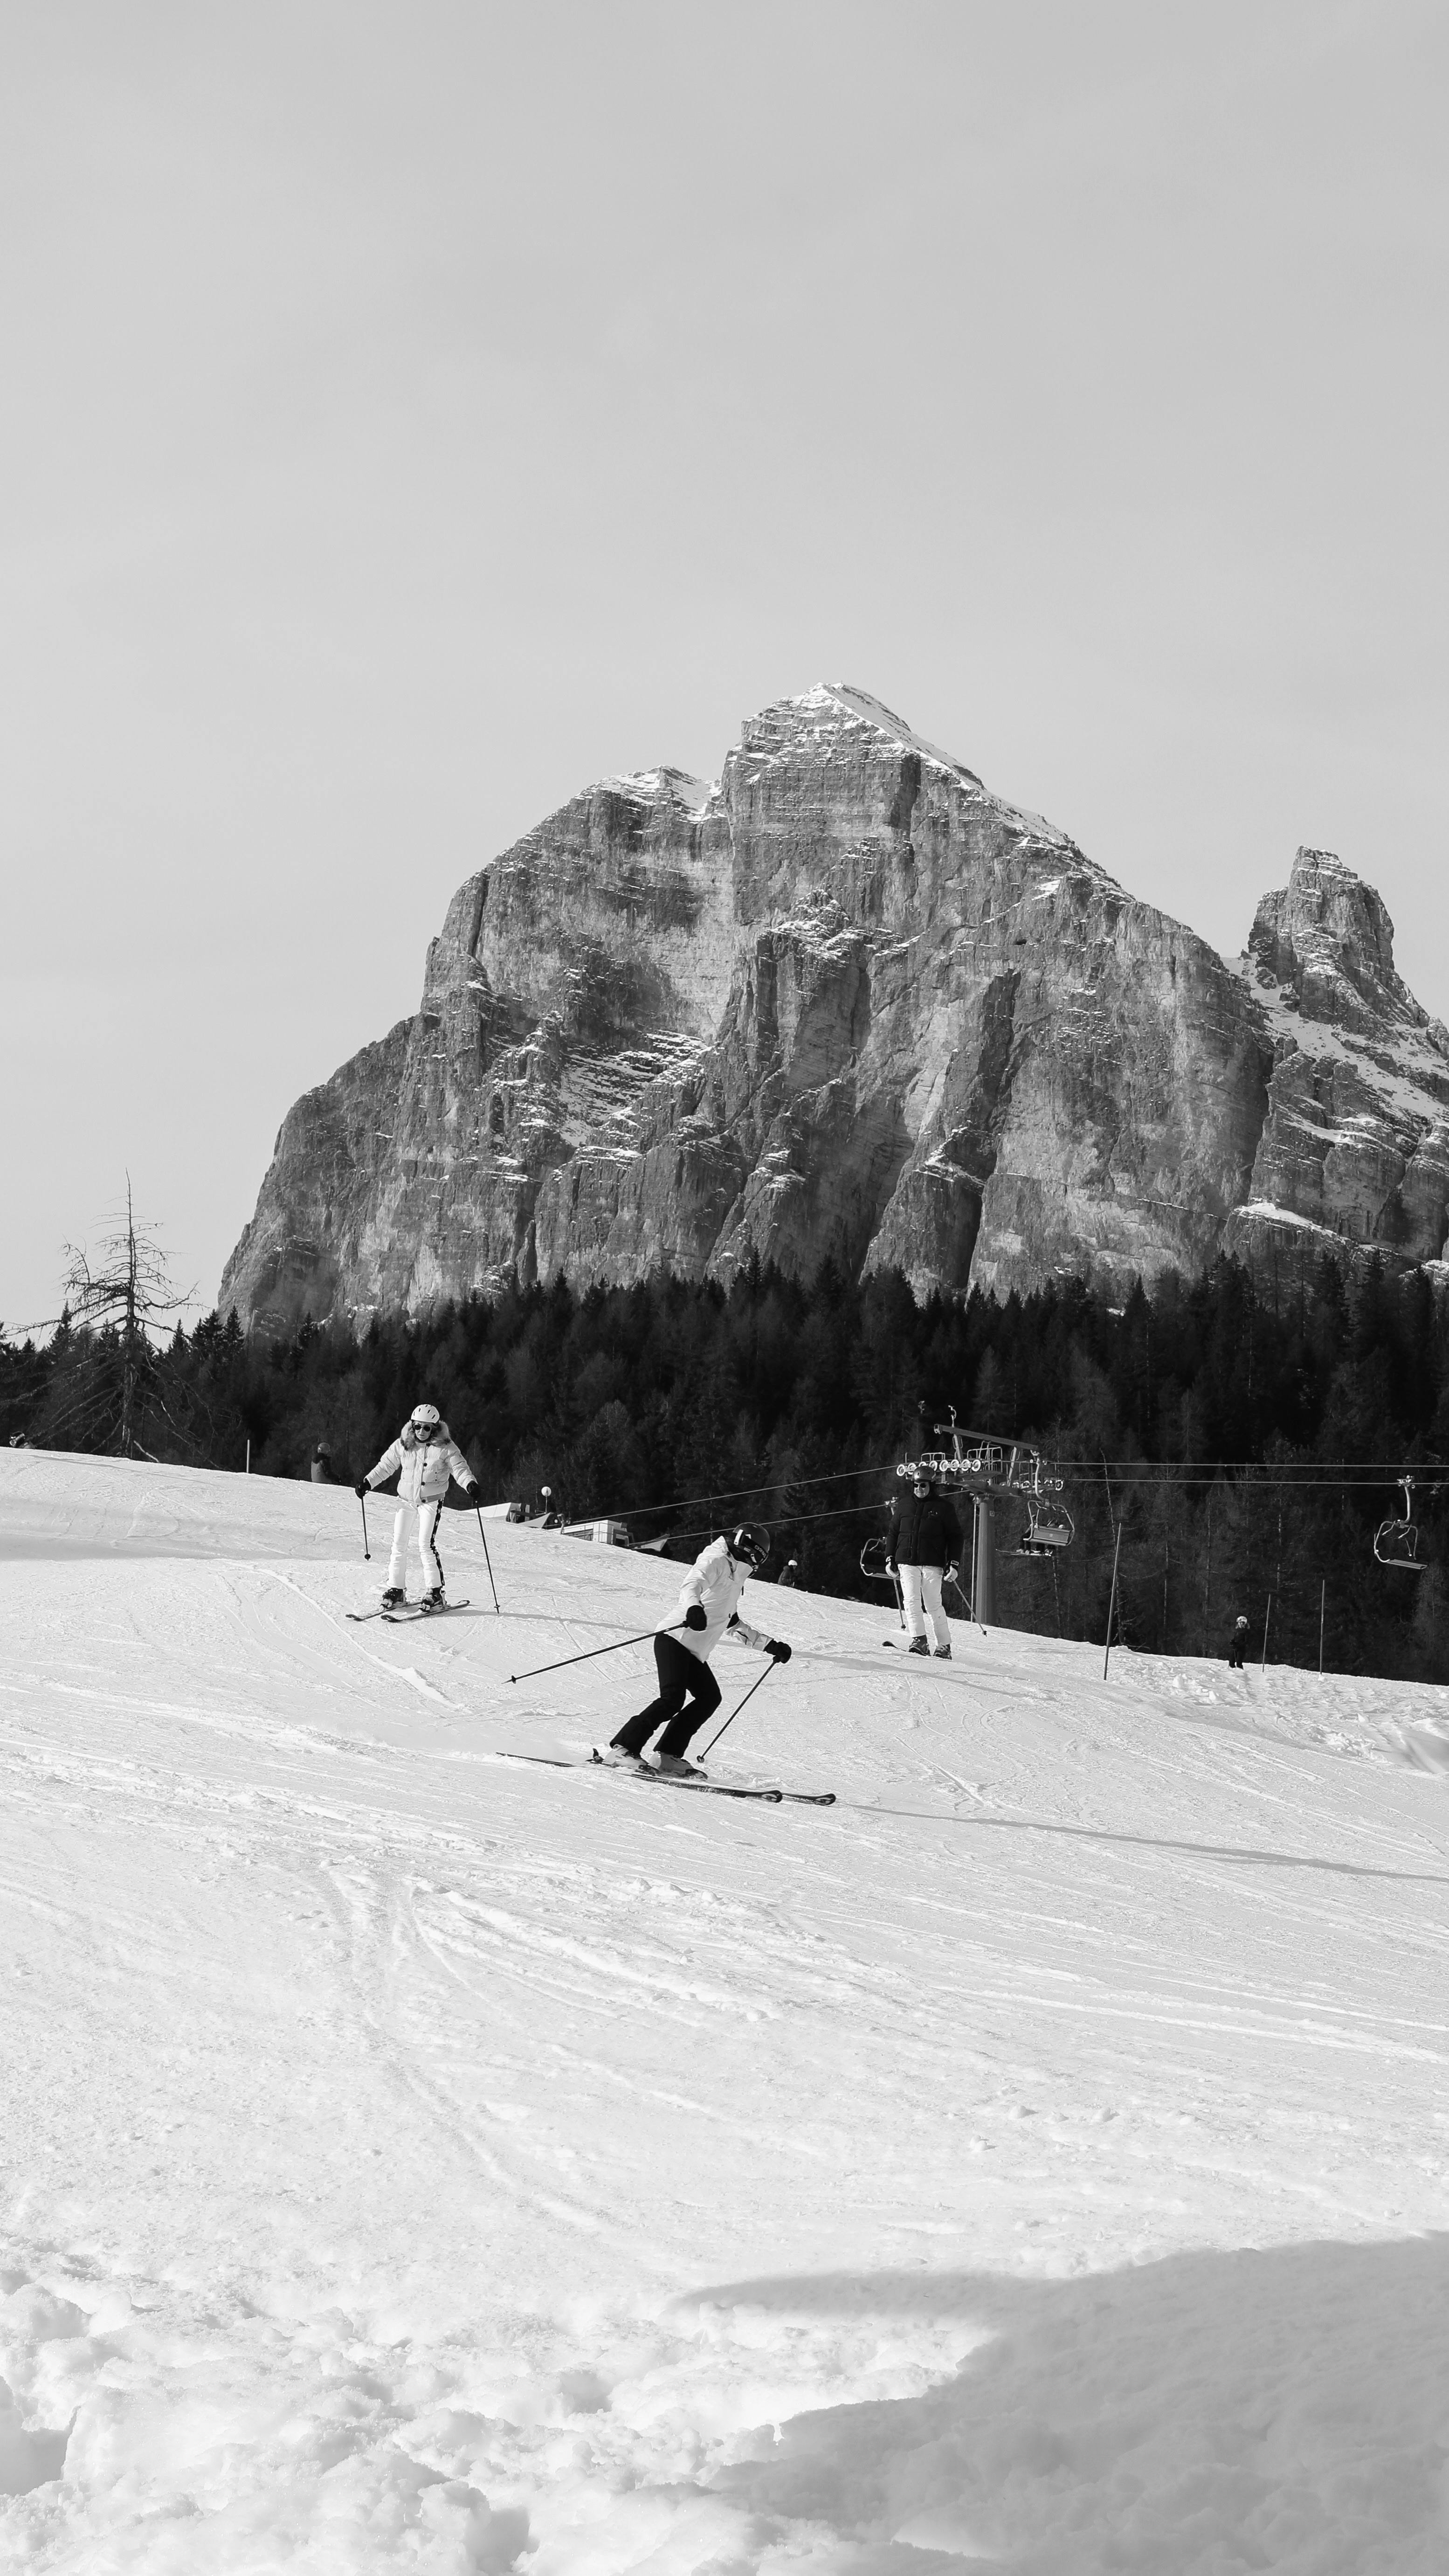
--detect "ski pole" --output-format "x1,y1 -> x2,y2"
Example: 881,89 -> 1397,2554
509,1621 -> 688,1685
944,1568 -> 984,1637
475,1501 -> 501,1615
359,1490 -> 370,1561
697,1663 -> 773,1763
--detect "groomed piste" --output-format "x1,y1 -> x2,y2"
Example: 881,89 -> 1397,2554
4,1447 -> 1449,2570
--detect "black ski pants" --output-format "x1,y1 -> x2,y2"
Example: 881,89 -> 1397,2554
612,1631 -> 722,1757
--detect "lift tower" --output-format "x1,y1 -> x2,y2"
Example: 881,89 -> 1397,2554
897,1413 -> 1072,1626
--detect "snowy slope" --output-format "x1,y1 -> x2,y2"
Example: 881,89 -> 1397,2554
4,1450 -> 1449,2571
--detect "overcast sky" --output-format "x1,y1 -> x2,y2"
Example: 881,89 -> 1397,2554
3,0 -> 1446,1331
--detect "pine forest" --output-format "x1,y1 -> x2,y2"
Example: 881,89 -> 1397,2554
5,1253 -> 1449,1686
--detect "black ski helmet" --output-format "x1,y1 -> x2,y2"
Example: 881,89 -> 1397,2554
728,1523 -> 771,1571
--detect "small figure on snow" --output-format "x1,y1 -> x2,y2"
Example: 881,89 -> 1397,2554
778,1556 -> 800,1588
607,1524 -> 792,1775
887,1466 -> 964,1657
1227,1614 -> 1249,1670
357,1404 -> 478,1610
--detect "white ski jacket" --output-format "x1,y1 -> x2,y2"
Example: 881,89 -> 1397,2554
366,1422 -> 475,1508
674,1538 -> 770,1664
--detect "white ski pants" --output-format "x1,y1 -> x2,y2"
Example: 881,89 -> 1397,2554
388,1498 -> 444,1594
899,1562 -> 950,1650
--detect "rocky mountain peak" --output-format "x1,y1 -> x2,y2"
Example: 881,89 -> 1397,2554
593,764 -> 714,816
736,682 -> 984,785
1224,848 -> 1449,1284
1248,846 -> 1428,1044
219,690 -> 1449,1337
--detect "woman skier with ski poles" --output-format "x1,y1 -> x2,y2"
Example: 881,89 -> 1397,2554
356,1402 -> 479,1612
606,1524 -> 792,1775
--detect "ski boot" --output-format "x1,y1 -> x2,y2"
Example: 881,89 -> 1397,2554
381,1586 -> 406,1609
907,1636 -> 930,1656
418,1587 -> 447,1614
656,1753 -> 705,1778
932,1644 -> 952,1660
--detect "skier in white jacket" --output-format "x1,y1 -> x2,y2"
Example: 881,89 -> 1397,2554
607,1525 -> 792,1774
357,1404 -> 478,1609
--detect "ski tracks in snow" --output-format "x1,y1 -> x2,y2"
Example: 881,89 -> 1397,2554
9,1471 -> 1449,2567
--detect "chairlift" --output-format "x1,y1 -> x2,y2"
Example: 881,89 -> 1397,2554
1373,1477 -> 1426,1573
860,1534 -> 907,1630
859,1535 -> 896,1587
1016,1495 -> 1075,1559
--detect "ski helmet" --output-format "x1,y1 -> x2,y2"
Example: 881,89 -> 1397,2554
410,1402 -> 441,1434
728,1523 -> 771,1571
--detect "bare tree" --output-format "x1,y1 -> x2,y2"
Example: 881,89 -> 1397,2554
56,1181 -> 195,1457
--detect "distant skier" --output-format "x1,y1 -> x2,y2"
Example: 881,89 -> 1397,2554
887,1465 -> 964,1657
310,1441 -> 333,1485
778,1556 -> 800,1588
1227,1614 -> 1249,1670
356,1404 -> 479,1609
607,1525 -> 792,1774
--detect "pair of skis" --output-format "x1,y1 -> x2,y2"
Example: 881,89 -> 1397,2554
495,1749 -> 834,1806
346,1597 -> 473,1625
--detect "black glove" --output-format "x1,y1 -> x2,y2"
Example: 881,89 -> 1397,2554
767,1638 -> 792,1664
683,1604 -> 707,1632
465,1482 -> 479,1500
354,1481 -> 369,1500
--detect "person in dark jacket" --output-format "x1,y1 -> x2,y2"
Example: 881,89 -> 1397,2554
1227,1614 -> 1249,1670
886,1467 -> 964,1657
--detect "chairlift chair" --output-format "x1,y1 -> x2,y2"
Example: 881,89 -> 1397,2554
1374,1477 -> 1426,1572
860,1533 -> 906,1630
1016,1496 -> 1075,1560
859,1535 -> 895,1587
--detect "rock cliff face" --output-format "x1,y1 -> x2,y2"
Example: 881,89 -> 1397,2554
220,687 -> 1449,1333
1223,848 -> 1449,1278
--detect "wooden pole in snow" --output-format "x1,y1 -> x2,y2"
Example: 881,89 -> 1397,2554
1102,1522 -> 1123,1680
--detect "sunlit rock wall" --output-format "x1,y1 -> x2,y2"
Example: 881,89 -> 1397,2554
221,692 -> 1447,1334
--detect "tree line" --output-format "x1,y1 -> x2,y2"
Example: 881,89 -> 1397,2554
4,1250 -> 1448,1682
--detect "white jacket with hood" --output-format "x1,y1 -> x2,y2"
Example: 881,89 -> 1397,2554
674,1538 -> 770,1664
366,1421 -> 475,1509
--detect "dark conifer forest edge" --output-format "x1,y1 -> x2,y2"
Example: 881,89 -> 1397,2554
5,1252 -> 1449,1684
